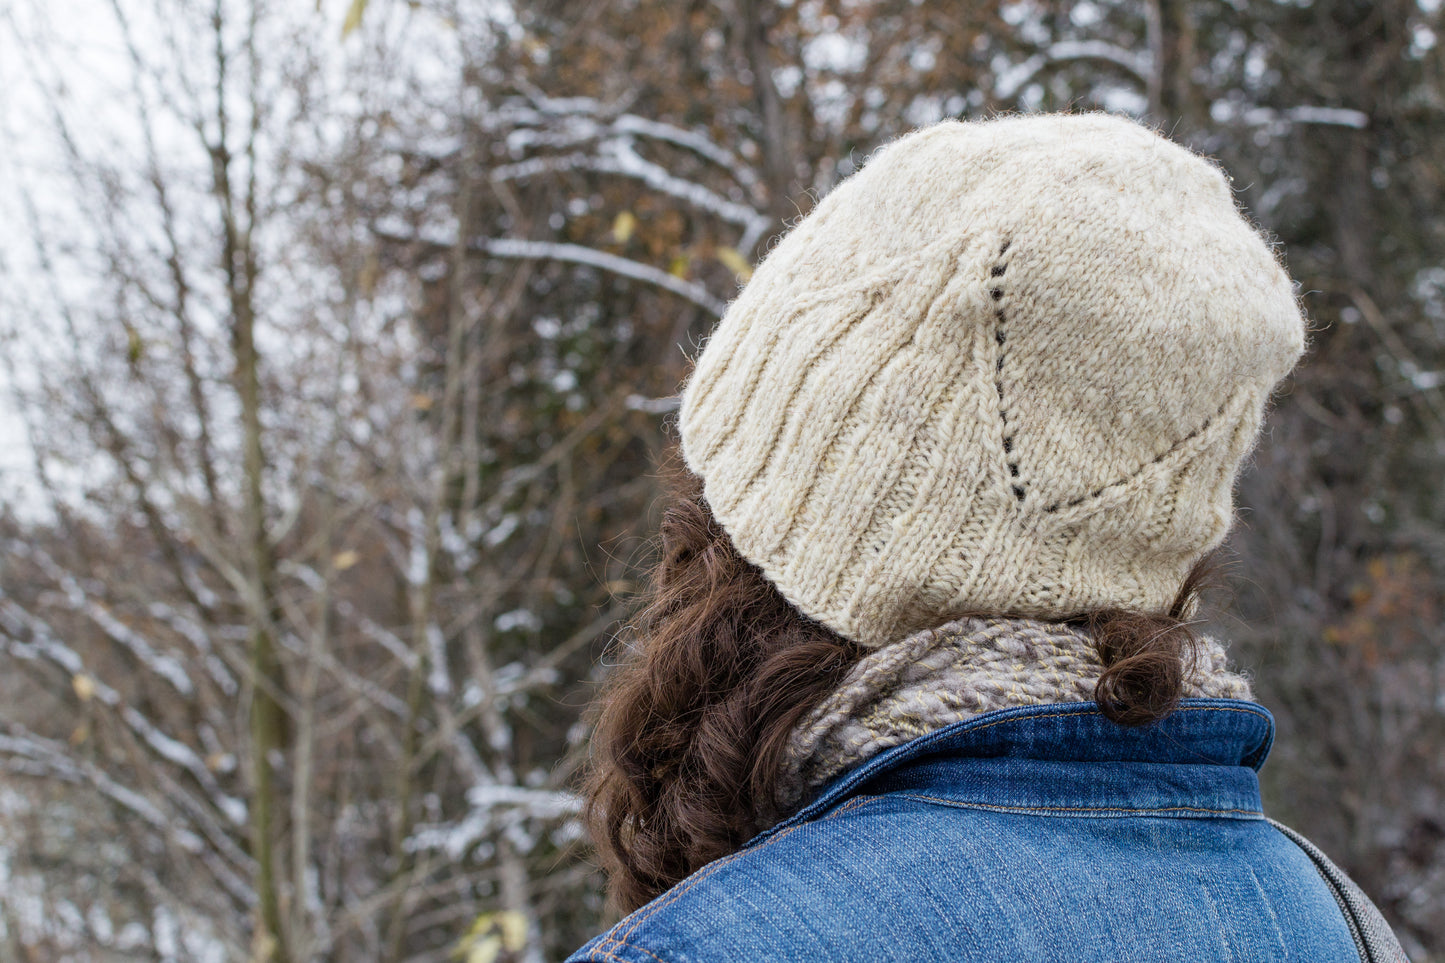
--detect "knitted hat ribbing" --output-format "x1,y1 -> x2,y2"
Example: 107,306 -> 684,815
678,112 -> 1305,649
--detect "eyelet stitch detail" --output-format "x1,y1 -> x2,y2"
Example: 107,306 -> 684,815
990,240 -> 1024,503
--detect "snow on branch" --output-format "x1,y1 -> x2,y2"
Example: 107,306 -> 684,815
611,114 -> 763,194
1211,102 -> 1370,130
490,139 -> 769,243
0,597 -> 248,827
272,625 -> 412,720
0,727 -> 169,829
0,598 -> 85,676
509,89 -> 604,118
25,544 -> 194,696
146,601 -> 239,696
406,784 -> 582,861
480,238 -> 727,315
466,783 -> 581,817
601,136 -> 772,252
488,91 -> 761,193
0,724 -> 254,908
281,560 -> 418,672
374,223 -> 727,316
996,40 -> 1152,99
342,603 -> 418,670
142,760 -> 257,905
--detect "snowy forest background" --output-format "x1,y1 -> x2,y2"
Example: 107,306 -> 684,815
0,0 -> 1442,959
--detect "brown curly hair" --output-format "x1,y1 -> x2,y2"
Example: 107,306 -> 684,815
583,457 -> 1216,913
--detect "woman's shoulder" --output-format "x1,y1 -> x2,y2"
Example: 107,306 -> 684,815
564,792 -> 957,963
565,717 -> 1366,963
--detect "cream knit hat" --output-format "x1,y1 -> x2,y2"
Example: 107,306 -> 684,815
678,112 -> 1306,649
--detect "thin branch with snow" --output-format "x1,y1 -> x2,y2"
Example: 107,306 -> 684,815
479,237 -> 727,315
1213,102 -> 1370,130
373,223 -> 727,315
995,40 -> 1153,99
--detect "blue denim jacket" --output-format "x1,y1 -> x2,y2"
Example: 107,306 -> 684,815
568,700 -> 1362,962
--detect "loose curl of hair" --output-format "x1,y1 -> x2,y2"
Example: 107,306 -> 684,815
583,460 -> 1216,913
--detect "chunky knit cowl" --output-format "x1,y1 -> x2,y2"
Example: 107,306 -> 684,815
777,616 -> 1254,812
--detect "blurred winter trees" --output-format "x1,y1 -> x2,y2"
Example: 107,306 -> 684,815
0,0 -> 1441,959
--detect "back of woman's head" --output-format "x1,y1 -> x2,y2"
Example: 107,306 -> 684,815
584,112 -> 1304,912
584,462 -> 1219,912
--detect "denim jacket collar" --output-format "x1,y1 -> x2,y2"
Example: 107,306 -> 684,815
749,698 -> 1274,849
566,700 -> 1379,963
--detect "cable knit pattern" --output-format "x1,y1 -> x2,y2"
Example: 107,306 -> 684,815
678,113 -> 1306,648
778,616 -> 1253,810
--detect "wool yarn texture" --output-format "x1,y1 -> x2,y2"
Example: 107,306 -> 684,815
678,112 -> 1306,649
777,615 -> 1254,811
